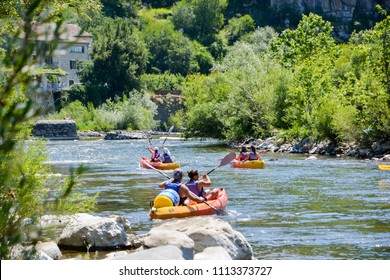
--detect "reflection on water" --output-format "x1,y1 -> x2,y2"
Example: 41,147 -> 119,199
45,139 -> 390,260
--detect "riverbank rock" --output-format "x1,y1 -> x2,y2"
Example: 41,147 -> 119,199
35,241 -> 62,260
57,214 -> 134,251
143,229 -> 195,260
233,135 -> 390,159
108,245 -> 186,260
147,217 -> 253,260
104,131 -> 145,140
10,241 -> 62,260
194,246 -> 232,260
107,245 -> 186,260
78,131 -> 104,138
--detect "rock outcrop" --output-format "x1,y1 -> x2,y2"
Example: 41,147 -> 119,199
57,214 -> 134,251
32,119 -> 79,140
236,0 -> 390,39
108,217 -> 253,260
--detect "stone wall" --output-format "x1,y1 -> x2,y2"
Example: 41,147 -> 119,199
31,120 -> 79,140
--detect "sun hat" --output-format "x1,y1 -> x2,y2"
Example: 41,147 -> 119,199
154,147 -> 159,151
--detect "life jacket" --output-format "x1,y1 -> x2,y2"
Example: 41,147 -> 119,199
151,151 -> 160,161
165,180 -> 186,205
249,151 -> 258,160
162,153 -> 173,163
185,179 -> 205,198
240,152 -> 249,161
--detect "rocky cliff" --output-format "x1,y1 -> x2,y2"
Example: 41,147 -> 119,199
231,0 -> 390,39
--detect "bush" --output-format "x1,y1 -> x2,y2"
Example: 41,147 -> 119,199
48,91 -> 158,131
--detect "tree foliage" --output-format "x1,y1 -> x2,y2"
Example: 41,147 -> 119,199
100,0 -> 140,18
0,0 -> 96,260
171,0 -> 228,45
79,17 -> 148,106
220,14 -> 255,46
51,91 -> 158,131
271,13 -> 336,67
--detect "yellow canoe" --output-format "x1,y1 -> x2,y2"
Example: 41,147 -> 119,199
139,157 -> 180,170
378,164 -> 390,170
231,159 -> 265,169
150,188 -> 227,220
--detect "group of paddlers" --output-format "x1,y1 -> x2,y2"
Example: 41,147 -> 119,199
147,144 -> 261,207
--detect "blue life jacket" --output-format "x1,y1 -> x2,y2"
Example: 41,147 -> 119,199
249,151 -> 258,160
165,180 -> 186,205
162,153 -> 173,163
185,179 -> 205,198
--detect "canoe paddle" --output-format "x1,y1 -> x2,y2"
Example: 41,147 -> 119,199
205,152 -> 236,175
143,161 -> 170,179
162,125 -> 174,146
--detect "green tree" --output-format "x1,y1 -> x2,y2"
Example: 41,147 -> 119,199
271,13 -> 335,67
220,14 -> 255,45
0,0 -> 96,260
183,35 -> 284,140
139,8 -> 214,75
171,0 -> 228,45
244,26 -> 278,55
0,0 -> 100,24
79,17 -> 148,106
101,0 -> 140,18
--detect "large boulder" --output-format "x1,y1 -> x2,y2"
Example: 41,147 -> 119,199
149,217 -> 253,260
108,245 -> 185,260
58,214 -> 133,251
35,241 -> 62,260
194,246 -> 232,260
10,242 -> 61,260
143,229 -> 195,260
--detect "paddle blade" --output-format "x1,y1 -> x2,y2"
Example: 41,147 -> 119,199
219,152 -> 236,166
206,152 -> 236,175
162,126 -> 175,146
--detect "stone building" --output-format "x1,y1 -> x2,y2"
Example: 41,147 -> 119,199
29,23 -> 93,112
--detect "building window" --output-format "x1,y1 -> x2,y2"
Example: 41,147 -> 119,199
70,45 -> 85,53
45,57 -> 53,65
69,80 -> 74,86
70,60 -> 77,69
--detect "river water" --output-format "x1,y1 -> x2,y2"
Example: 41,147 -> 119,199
44,138 -> 390,260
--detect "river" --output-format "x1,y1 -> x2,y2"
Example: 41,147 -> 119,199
44,138 -> 390,260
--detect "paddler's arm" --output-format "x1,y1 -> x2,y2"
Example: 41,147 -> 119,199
158,180 -> 169,189
181,185 -> 204,203
199,174 -> 211,187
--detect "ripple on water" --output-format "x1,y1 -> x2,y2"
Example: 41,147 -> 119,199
45,140 -> 390,260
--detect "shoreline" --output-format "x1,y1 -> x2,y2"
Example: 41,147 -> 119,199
65,131 -> 390,161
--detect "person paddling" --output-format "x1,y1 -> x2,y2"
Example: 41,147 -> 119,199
238,146 -> 249,161
160,146 -> 173,163
148,145 -> 161,162
185,170 -> 218,204
158,169 -> 204,206
244,145 -> 261,161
